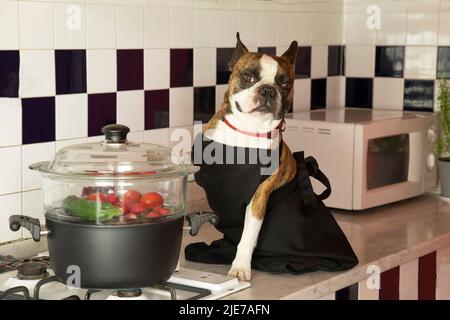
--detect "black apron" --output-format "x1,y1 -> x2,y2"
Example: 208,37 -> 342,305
185,135 -> 358,274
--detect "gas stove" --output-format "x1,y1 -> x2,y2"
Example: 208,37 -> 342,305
0,254 -> 250,300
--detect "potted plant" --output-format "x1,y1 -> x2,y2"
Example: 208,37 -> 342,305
437,76 -> 450,197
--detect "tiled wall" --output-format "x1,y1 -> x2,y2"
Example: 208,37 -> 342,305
0,0 -> 344,243
338,0 -> 450,112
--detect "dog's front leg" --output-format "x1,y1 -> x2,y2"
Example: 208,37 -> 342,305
228,198 -> 263,281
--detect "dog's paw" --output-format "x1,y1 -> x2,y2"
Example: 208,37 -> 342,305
228,266 -> 251,281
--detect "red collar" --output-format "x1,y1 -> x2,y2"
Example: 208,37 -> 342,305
222,117 -> 285,139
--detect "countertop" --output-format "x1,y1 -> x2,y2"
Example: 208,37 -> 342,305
180,193 -> 450,299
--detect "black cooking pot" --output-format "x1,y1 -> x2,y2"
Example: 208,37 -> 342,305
9,211 -> 217,289
8,124 -> 218,289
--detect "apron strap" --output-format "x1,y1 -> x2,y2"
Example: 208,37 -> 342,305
294,152 -> 332,206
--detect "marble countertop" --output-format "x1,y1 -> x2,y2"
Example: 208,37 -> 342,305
180,193 -> 450,299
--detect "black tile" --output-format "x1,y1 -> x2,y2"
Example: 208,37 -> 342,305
258,47 -> 276,55
335,283 -> 359,301
88,93 -> 117,136
437,47 -> 450,79
55,50 -> 87,95
345,77 -> 373,108
375,46 -> 404,78
145,89 -> 169,130
216,48 -> 235,85
117,49 -> 144,91
22,97 -> 55,144
328,46 -> 345,76
194,86 -> 216,123
404,80 -> 434,112
311,78 -> 327,109
0,50 -> 20,97
295,46 -> 311,79
170,49 -> 193,88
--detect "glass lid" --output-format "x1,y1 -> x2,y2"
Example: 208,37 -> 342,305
31,124 -> 197,179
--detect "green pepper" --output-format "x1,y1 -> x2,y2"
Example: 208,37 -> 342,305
63,195 -> 122,221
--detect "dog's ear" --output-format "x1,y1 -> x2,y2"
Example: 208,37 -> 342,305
281,40 -> 299,65
228,32 -> 249,71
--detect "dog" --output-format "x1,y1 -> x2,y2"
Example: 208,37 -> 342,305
199,33 -> 299,280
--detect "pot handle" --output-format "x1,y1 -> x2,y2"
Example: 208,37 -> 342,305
185,211 -> 219,236
9,215 -> 42,242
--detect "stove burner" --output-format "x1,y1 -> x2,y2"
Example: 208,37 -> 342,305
17,262 -> 49,280
116,289 -> 142,298
0,255 -> 50,274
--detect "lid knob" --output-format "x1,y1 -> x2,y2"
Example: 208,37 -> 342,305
102,124 -> 130,143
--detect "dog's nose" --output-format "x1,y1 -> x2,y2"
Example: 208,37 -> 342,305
259,85 -> 277,99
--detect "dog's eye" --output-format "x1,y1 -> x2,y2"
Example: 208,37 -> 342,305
281,82 -> 292,90
242,73 -> 256,84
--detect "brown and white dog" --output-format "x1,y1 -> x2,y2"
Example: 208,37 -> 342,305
201,33 -> 299,280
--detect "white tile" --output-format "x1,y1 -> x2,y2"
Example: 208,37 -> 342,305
293,79 -> 311,112
87,49 -> 117,93
0,0 -> 19,49
0,193 -> 22,243
143,128 -> 170,147
345,45 -> 375,78
216,10 -> 239,48
0,146 -> 21,195
437,246 -> 450,300
170,87 -> 193,127
55,138 -> 86,152
117,90 -> 145,131
19,50 -> 56,98
116,0 -> 145,5
144,7 -> 170,48
297,13 -> 313,46
276,46 -> 288,57
170,7 -> 194,48
215,84 -> 227,111
0,98 -> 21,147
439,13 -> 450,46
406,13 -> 438,45
86,4 -> 116,49
22,189 -> 45,223
277,12 -> 297,47
187,180 -> 206,202
239,10 -> 257,47
357,278 -> 379,300
22,142 -> 55,191
194,48 -> 216,87
311,46 -> 328,78
404,46 -> 437,79
56,94 -> 88,140
194,9 -> 217,48
326,77 -> 345,108
343,13 -> 376,45
116,5 -> 144,49
169,125 -> 194,164
144,49 -> 170,90
257,11 -> 277,47
399,259 -> 419,300
375,13 -> 407,45
18,1 -> 54,49
53,2 -> 86,49
407,0 -> 440,13
372,78 -> 404,110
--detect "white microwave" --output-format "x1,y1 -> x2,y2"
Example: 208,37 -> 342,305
284,108 -> 437,210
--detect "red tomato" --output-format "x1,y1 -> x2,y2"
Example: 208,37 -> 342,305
123,189 -> 142,205
105,193 -> 119,204
125,213 -> 138,220
155,207 -> 171,215
146,211 -> 161,218
114,201 -> 129,214
140,192 -> 164,209
129,203 -> 147,214
86,193 -> 105,201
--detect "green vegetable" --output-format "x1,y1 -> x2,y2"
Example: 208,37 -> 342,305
63,195 -> 121,221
